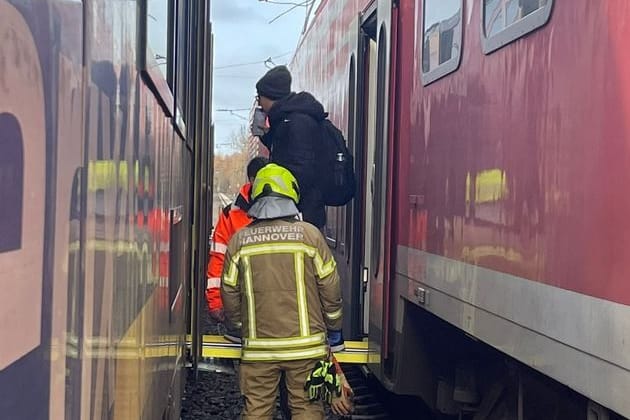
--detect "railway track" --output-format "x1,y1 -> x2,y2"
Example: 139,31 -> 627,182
336,365 -> 392,420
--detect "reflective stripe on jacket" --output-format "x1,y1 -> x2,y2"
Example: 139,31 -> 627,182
205,183 -> 253,311
221,218 -> 342,362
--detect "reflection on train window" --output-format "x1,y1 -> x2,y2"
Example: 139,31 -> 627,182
169,206 -> 185,321
0,113 -> 24,253
175,0 -> 189,125
325,208 -> 338,249
146,0 -> 174,85
482,0 -> 553,54
422,0 -> 463,85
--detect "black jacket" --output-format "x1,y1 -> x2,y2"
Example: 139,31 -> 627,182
261,92 -> 327,228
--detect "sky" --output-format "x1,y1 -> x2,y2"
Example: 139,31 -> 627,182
424,0 -> 461,28
211,1 -> 314,154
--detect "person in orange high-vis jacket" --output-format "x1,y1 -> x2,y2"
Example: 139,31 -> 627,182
206,157 -> 268,321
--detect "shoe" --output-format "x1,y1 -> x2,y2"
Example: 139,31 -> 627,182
327,329 -> 345,352
224,326 -> 241,344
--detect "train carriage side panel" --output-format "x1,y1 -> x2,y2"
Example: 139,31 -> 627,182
292,0 -> 630,417
0,2 -> 52,418
0,0 -> 213,419
391,0 -> 630,417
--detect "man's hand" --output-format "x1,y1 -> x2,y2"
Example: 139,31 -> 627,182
330,379 -> 353,416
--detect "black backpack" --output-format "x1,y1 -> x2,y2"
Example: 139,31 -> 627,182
318,119 -> 356,206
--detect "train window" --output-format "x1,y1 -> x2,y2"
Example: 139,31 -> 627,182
140,0 -> 175,115
146,0 -> 173,83
324,208 -> 338,249
174,0 -> 189,136
482,0 -> 553,54
168,205 -> 185,322
326,54 -> 358,251
421,0 -> 463,86
0,113 -> 23,253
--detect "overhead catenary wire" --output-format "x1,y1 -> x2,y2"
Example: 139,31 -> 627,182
216,109 -> 248,121
267,0 -> 314,24
258,0 -> 311,6
215,75 -> 260,80
302,0 -> 317,33
213,51 -> 293,70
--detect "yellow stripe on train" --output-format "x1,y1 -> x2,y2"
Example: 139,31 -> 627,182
197,335 -> 372,364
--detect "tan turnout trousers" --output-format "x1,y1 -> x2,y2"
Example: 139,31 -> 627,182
239,358 -> 324,419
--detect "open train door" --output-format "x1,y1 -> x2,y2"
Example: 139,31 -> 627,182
334,7 -> 365,342
356,0 -> 395,382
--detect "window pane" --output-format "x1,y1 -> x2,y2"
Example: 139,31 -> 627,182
0,113 -> 23,253
520,0 -> 548,17
325,207 -> 338,246
506,0 -> 520,25
423,0 -> 462,74
176,0 -> 188,121
484,0 -> 549,37
147,0 -> 170,81
484,0 -> 504,37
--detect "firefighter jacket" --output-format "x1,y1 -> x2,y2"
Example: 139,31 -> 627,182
221,217 -> 343,362
206,183 -> 253,311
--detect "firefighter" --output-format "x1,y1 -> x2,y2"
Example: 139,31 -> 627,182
221,164 -> 347,419
205,157 -> 268,321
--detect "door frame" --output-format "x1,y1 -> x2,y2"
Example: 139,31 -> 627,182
352,0 -> 395,379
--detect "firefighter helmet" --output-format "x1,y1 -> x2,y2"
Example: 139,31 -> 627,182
251,163 -> 300,204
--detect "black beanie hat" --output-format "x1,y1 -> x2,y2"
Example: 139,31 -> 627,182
256,66 -> 292,100
247,156 -> 269,179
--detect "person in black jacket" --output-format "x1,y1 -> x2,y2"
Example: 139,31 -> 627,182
255,65 -> 327,229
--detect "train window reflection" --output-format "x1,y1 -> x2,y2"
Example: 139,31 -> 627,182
482,0 -> 553,54
421,0 -> 463,85
146,0 -> 172,83
325,208 -> 338,249
0,113 -> 24,253
485,0 -> 548,36
175,0 -> 189,128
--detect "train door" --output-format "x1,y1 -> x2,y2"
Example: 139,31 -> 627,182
356,0 -> 393,374
358,14 -> 378,336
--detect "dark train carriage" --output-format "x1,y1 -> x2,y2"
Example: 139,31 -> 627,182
0,1 -> 213,419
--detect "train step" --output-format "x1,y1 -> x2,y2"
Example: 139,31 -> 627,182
192,335 -> 372,364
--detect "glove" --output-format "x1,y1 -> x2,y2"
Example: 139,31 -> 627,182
304,360 -> 341,404
209,308 -> 225,322
327,329 -> 345,352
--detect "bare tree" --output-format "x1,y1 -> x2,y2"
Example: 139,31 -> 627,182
213,125 -> 250,198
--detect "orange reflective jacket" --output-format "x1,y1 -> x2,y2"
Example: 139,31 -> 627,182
206,183 -> 253,311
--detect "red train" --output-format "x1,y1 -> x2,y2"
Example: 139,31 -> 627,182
289,0 -> 630,418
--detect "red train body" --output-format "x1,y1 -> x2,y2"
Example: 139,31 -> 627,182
291,0 -> 630,417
